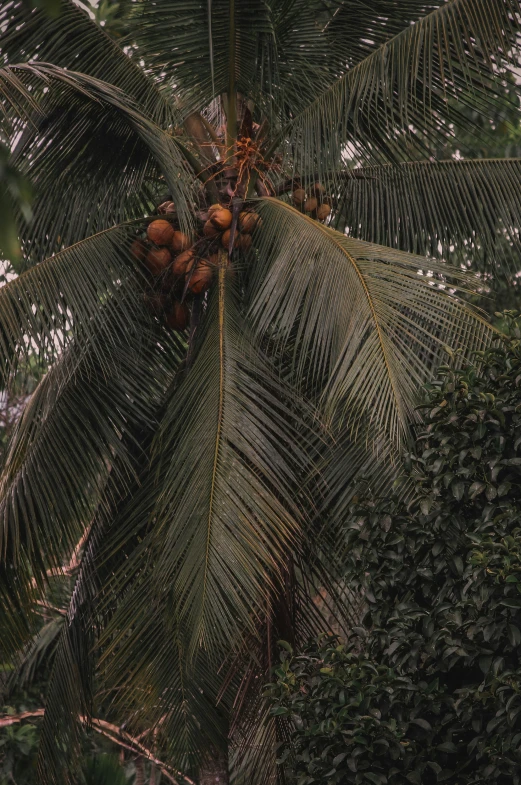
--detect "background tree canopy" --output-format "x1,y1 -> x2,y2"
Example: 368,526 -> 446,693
267,312 -> 521,784
1,0 -> 521,783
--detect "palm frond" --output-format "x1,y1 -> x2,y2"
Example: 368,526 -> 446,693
2,64 -> 199,261
0,290 -> 179,657
0,0 -> 172,123
119,0 -> 278,115
33,321 -> 186,785
100,609 -> 229,776
106,260 -> 314,658
336,158 -> 521,272
118,0 -> 343,123
323,1 -> 449,70
248,198 -> 492,446
57,259 -> 324,778
0,221 -> 143,381
281,0 -> 521,170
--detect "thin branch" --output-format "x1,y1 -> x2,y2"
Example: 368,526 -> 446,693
30,523 -> 93,589
0,708 -> 45,727
35,600 -> 67,617
0,710 -> 196,785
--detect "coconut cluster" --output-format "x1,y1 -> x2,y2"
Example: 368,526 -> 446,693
131,200 -> 260,330
292,182 -> 331,222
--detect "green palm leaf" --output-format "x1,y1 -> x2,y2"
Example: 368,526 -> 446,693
281,0 -> 521,170
336,158 -> 521,271
119,0 -> 333,120
0,293 -> 179,657
110,260 -> 314,657
0,221 -> 142,379
249,198 -> 492,443
100,611 -> 228,774
0,0 -> 172,122
2,65 -> 198,261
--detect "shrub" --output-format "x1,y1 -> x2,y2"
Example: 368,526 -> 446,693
266,312 -> 521,784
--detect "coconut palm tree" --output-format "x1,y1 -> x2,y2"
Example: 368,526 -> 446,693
0,0 -> 520,782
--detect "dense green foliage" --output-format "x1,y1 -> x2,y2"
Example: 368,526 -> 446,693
267,313 -> 521,784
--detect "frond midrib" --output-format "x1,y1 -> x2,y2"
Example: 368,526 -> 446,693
285,0 -> 468,128
264,198 -> 407,431
199,258 -> 227,648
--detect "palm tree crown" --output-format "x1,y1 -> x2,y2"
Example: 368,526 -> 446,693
0,0 -> 520,781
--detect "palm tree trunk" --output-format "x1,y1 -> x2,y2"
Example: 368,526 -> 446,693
199,748 -> 228,785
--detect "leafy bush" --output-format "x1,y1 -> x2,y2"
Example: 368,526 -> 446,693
267,313 -> 521,784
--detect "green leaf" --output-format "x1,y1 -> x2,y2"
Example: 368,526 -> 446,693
452,481 -> 465,501
249,198 -> 492,451
281,0 -> 521,168
437,742 -> 457,754
508,625 -> 521,646
410,718 -> 432,731
336,159 -> 521,273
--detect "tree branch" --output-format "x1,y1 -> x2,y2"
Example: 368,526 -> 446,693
0,710 -> 196,785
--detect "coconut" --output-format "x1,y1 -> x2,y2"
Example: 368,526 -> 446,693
166,301 -> 190,330
147,219 -> 175,246
313,182 -> 325,197
130,238 -> 147,262
221,229 -> 239,250
238,211 -> 261,233
146,247 -> 172,275
238,233 -> 252,251
208,203 -> 222,217
292,188 -> 306,205
203,220 -> 220,238
172,249 -> 195,277
316,203 -> 331,221
187,260 -> 213,294
171,231 -> 192,253
304,197 -> 318,213
211,208 -> 233,230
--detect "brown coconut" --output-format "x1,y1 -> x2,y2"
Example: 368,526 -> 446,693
203,220 -> 220,238
238,233 -> 252,251
313,182 -> 325,197
211,208 -> 233,231
187,260 -> 213,294
221,229 -> 239,250
304,197 -> 318,213
292,188 -> 306,205
172,249 -> 195,277
238,211 -> 261,233
147,219 -> 175,246
146,247 -> 172,275
316,203 -> 331,221
171,231 -> 192,253
165,301 -> 190,330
